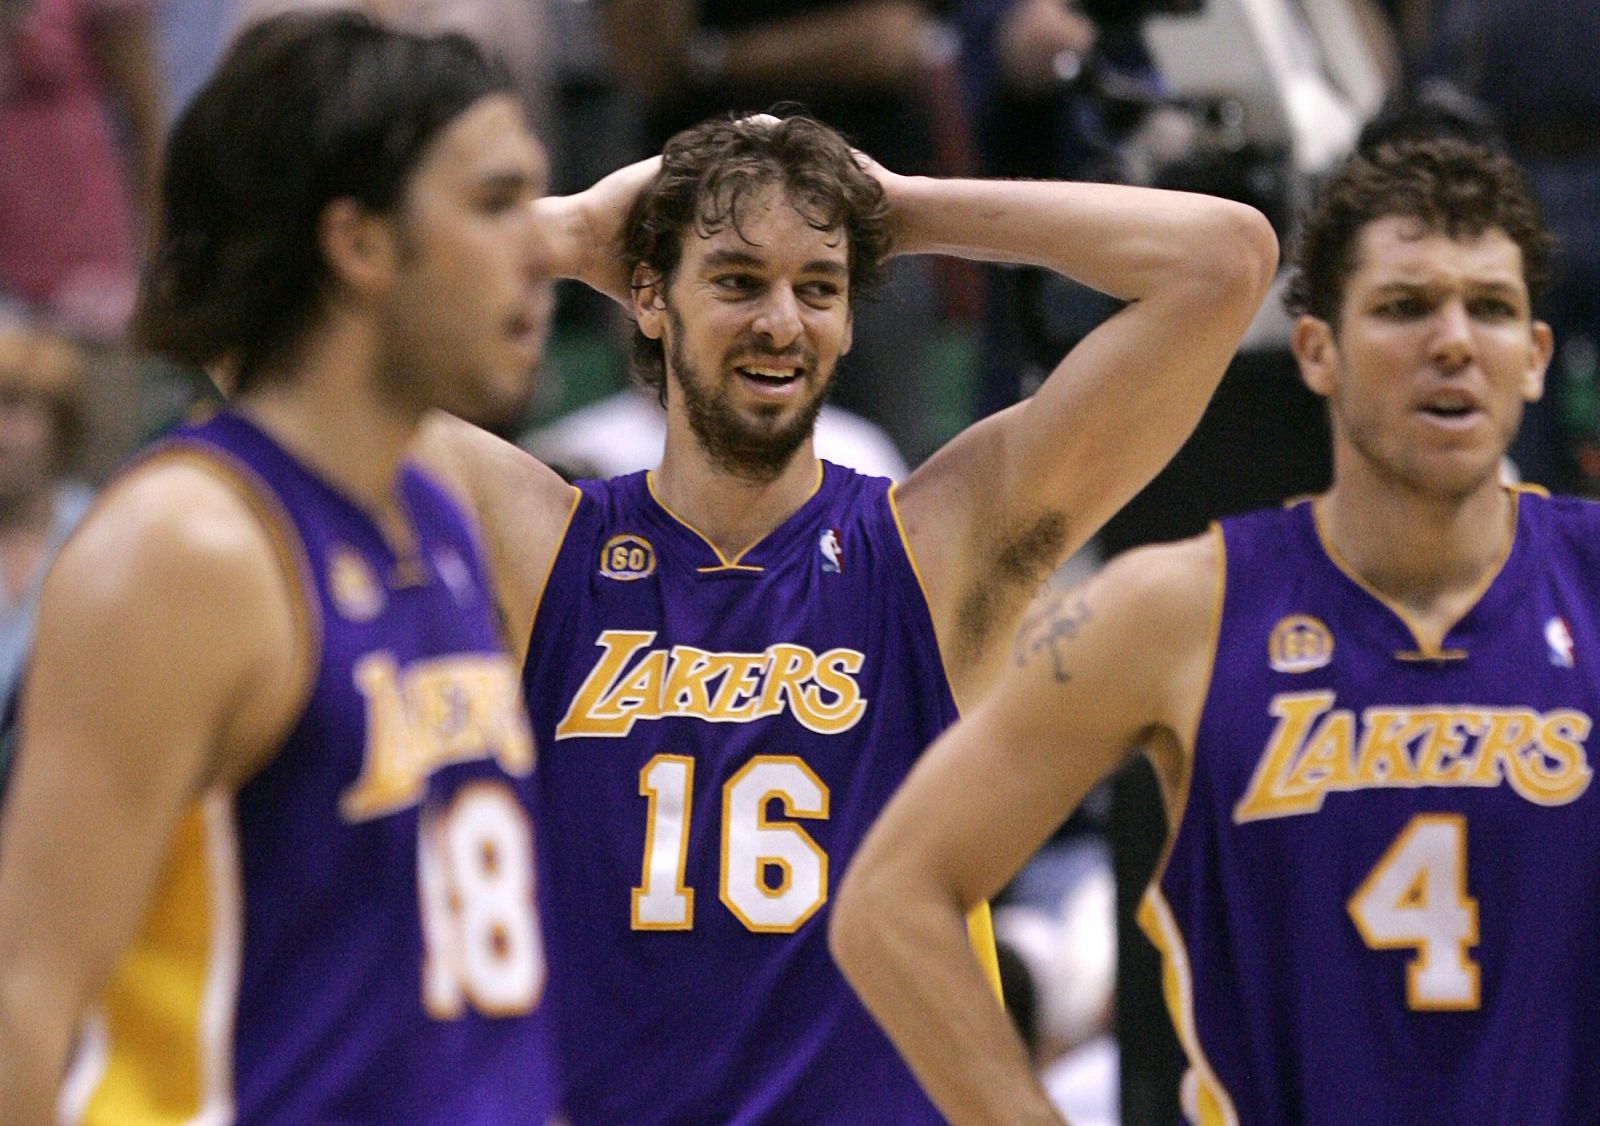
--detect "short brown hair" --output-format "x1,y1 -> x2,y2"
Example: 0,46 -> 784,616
625,112 -> 892,402
1284,137 -> 1554,326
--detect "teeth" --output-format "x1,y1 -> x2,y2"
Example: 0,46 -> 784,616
741,366 -> 797,379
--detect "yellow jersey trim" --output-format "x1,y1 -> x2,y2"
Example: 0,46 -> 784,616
644,461 -> 826,571
1137,888 -> 1240,1126
525,484 -> 583,640
1309,488 -> 1520,660
68,792 -> 242,1124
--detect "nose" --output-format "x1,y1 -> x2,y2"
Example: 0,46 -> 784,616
751,284 -> 803,349
1430,298 -> 1476,372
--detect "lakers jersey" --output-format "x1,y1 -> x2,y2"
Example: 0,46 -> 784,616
1145,492 -> 1600,1125
523,463 -> 960,1124
62,412 -> 558,1124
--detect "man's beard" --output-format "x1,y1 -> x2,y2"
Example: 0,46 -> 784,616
667,310 -> 829,483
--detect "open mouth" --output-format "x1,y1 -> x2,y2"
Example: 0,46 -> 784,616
736,364 -> 802,387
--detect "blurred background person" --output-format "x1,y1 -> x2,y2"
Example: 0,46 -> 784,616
0,314 -> 90,742
0,0 -> 163,340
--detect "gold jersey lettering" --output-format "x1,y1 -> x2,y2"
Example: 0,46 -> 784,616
556,630 -> 869,739
1234,693 -> 1593,824
342,653 -> 534,822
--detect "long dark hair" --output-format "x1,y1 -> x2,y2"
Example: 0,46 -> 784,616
134,10 -> 513,392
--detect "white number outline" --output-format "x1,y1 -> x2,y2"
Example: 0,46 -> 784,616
1347,813 -> 1480,1011
632,754 -> 696,929
419,780 -> 546,1018
631,753 -> 831,934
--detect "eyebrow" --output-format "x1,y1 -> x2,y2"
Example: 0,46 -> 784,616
1368,278 -> 1524,296
478,167 -> 544,197
699,248 -> 848,278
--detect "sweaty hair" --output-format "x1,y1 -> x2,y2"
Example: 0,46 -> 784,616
134,11 -> 513,393
1284,137 -> 1554,326
624,112 -> 892,402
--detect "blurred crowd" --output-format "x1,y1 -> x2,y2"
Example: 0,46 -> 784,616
3,1 -> 1595,1121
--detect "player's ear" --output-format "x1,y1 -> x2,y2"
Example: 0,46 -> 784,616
840,310 -> 854,357
320,198 -> 397,300
1290,314 -> 1337,398
1523,319 -> 1555,403
632,265 -> 667,340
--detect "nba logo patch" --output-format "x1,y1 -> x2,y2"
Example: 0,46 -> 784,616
819,528 -> 843,574
601,533 -> 656,581
1269,614 -> 1333,673
329,546 -> 385,622
1546,616 -> 1576,667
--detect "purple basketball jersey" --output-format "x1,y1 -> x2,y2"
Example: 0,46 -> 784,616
1146,492 -> 1600,1125
64,412 -> 558,1125
523,463 -> 961,1124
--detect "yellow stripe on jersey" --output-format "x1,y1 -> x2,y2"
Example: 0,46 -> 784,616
1137,888 -> 1239,1126
965,901 -> 1004,1003
75,796 -> 240,1125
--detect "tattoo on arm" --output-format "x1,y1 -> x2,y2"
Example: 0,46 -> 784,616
1012,591 -> 1091,683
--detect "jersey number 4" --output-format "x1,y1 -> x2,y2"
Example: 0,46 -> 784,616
1347,813 -> 1480,1010
633,753 -> 830,933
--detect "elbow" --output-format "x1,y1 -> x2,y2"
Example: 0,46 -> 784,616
828,863 -> 878,988
1201,200 -> 1280,304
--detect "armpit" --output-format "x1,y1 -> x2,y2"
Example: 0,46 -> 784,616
953,509 -> 1070,666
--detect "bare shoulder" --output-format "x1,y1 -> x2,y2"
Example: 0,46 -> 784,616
1084,532 -> 1221,662
50,458 -> 290,613
1010,531 -> 1222,715
32,457 -> 303,787
415,412 -> 575,534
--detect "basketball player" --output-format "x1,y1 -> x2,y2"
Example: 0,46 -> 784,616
0,13 -> 560,1122
421,111 -> 1277,1121
832,137 -> 1587,1125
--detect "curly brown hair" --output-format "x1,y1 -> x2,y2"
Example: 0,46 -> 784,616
1284,137 -> 1554,327
624,112 -> 892,402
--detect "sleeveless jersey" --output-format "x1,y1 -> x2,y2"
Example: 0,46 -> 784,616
523,463 -> 961,1124
62,411 -> 558,1125
1144,491 -> 1600,1126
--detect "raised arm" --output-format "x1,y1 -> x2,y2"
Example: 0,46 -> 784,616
887,168 -> 1275,699
0,468 -> 297,1123
829,534 -> 1219,1124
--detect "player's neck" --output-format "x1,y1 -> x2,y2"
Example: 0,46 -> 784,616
1316,470 -> 1515,639
652,438 -> 821,559
236,328 -> 421,527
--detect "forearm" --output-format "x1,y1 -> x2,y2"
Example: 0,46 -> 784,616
0,967 -> 79,1124
831,874 -> 1064,1124
882,174 -> 1275,304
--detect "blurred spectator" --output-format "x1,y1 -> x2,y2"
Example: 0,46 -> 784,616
524,384 -> 909,482
0,0 -> 164,339
600,0 -> 952,464
1411,0 -> 1600,495
0,316 -> 92,703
